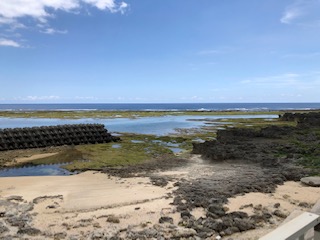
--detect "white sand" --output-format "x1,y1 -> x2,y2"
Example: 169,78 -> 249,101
0,171 -> 172,210
0,171 -> 181,236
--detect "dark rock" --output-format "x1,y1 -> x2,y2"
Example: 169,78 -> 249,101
6,216 -> 28,228
180,211 -> 192,219
53,232 -> 67,240
301,176 -> 320,187
17,227 -> 41,236
298,202 -> 312,208
6,196 -> 24,202
233,218 -> 255,232
274,203 -> 280,208
224,226 -> 240,235
207,204 -> 225,217
46,205 -> 57,209
227,211 -> 249,219
273,210 -> 288,218
159,216 -> 174,224
150,176 -> 168,187
106,215 -> 120,224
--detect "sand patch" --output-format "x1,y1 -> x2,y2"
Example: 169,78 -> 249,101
0,171 -> 179,238
0,171 -> 173,211
226,181 -> 320,214
225,181 -> 320,239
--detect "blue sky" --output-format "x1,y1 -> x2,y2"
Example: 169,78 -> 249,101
0,0 -> 320,103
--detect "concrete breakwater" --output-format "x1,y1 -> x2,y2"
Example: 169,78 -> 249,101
0,124 -> 120,151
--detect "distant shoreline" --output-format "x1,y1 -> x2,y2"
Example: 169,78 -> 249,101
0,102 -> 320,113
0,109 -> 319,120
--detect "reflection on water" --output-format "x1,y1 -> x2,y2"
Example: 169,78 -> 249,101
0,164 -> 74,177
151,140 -> 184,154
131,140 -> 145,143
112,144 -> 122,149
169,147 -> 183,153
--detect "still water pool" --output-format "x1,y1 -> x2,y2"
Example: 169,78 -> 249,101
0,164 -> 74,177
0,115 -> 277,135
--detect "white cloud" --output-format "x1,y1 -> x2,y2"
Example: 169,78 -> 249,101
119,2 -> 128,14
0,0 -> 128,34
281,0 -> 320,25
83,0 -> 116,11
0,38 -> 21,47
41,28 -> 68,35
281,6 -> 302,24
0,0 -> 127,21
24,95 -> 61,101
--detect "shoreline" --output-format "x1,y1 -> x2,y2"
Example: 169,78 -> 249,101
0,109 -> 284,120
1,109 -> 319,119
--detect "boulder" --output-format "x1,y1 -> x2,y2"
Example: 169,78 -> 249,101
300,176 -> 320,187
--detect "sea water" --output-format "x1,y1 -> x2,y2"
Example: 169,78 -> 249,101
0,115 -> 277,135
0,103 -> 319,112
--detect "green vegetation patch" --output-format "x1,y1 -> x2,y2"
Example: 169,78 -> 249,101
22,133 -> 178,171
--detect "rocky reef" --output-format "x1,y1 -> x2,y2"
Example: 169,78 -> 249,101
280,112 -> 320,127
192,112 -> 320,169
0,124 -> 120,151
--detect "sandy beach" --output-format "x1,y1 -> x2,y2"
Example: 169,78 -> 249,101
0,154 -> 319,239
0,171 -> 184,238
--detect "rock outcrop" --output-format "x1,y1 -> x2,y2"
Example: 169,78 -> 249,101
192,112 -> 320,169
280,112 -> 320,127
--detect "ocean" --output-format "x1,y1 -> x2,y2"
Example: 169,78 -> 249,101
0,103 -> 319,111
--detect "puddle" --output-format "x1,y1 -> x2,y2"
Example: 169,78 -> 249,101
166,142 -> 180,147
192,138 -> 205,143
169,147 -> 183,153
0,163 -> 74,177
151,140 -> 184,153
131,140 -> 145,143
112,144 -> 122,148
